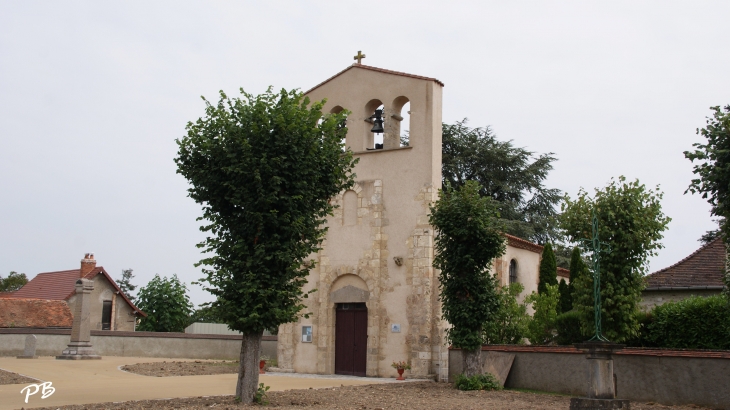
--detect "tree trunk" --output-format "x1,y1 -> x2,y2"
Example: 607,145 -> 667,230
236,330 -> 263,403
462,347 -> 482,377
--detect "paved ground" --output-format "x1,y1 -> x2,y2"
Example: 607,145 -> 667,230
0,356 -> 387,410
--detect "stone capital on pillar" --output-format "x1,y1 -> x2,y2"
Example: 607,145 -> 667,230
57,278 -> 101,360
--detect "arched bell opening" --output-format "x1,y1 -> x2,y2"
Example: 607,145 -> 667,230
389,96 -> 411,148
364,99 -> 384,151
329,105 -> 348,151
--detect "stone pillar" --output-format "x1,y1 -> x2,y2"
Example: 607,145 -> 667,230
570,342 -> 629,410
17,334 -> 38,359
57,279 -> 101,360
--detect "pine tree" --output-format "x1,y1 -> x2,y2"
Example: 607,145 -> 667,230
116,269 -> 137,303
558,278 -> 571,313
538,243 -> 558,294
566,247 -> 586,311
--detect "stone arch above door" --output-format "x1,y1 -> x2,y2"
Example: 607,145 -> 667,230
330,274 -> 370,303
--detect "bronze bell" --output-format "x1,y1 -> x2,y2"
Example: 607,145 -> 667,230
370,109 -> 384,134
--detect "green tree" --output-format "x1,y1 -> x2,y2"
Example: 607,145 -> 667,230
483,283 -> 529,345
525,284 -> 560,345
188,303 -> 221,324
685,105 -> 730,237
560,177 -> 670,342
684,105 -> 730,298
568,246 -> 588,305
175,87 -> 356,403
0,271 -> 28,292
442,119 -> 562,244
538,243 -> 558,294
136,274 -> 194,333
116,269 -> 137,303
430,181 -> 506,377
557,279 -> 571,314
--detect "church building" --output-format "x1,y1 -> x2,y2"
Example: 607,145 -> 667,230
276,60 -> 546,381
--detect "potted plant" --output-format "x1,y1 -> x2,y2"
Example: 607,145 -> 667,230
259,355 -> 270,374
391,360 -> 411,380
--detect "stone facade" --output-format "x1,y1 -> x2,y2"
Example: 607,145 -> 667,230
66,273 -> 137,331
277,64 -> 544,381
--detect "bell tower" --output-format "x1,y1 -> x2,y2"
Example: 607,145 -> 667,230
277,60 -> 447,381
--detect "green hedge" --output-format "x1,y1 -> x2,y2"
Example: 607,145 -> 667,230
555,310 -> 585,345
647,295 -> 730,350
623,310 -> 656,348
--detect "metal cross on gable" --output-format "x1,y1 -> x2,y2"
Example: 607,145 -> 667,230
580,209 -> 612,342
353,50 -> 366,64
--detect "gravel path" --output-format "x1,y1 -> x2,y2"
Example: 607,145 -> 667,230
48,361 -> 710,410
32,381 -> 709,410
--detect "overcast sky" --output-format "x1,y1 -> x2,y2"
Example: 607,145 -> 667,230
1,1 -> 728,306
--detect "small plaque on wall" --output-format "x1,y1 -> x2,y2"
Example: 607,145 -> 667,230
391,324 -> 401,333
302,325 -> 313,342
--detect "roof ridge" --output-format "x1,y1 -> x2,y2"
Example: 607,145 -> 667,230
647,236 -> 724,278
305,63 -> 444,95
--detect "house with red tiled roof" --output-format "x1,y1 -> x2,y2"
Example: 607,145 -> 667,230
0,298 -> 74,328
0,254 -> 145,331
641,237 -> 727,310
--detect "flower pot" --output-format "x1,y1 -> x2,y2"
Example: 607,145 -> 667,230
259,360 -> 266,374
396,368 -> 405,381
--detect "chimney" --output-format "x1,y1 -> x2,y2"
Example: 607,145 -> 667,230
80,253 -> 96,278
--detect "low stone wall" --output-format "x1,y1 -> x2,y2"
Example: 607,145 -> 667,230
0,328 -> 278,360
449,345 -> 730,409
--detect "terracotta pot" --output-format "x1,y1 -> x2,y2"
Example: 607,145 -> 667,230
396,368 -> 405,381
259,359 -> 266,374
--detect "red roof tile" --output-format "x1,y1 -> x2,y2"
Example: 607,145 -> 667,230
7,267 -> 146,316
504,233 -> 544,254
0,298 -> 73,328
9,269 -> 83,300
305,63 -> 444,95
557,267 -> 570,279
645,237 -> 726,289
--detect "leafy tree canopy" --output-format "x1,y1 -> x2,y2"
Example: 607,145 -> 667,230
685,105 -> 730,237
136,274 -> 194,333
430,180 -> 505,376
175,87 -> 357,402
560,177 -> 670,342
442,119 -> 562,244
0,271 -> 28,292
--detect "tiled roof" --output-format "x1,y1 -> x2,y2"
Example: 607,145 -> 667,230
645,237 -> 726,289
305,63 -> 444,95
6,267 -> 146,316
0,298 -> 73,328
9,269 -> 85,300
557,267 -> 570,279
504,233 -> 544,254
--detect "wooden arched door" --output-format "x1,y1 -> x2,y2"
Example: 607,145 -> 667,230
334,303 -> 367,376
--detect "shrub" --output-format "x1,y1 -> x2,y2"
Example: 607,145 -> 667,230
525,284 -> 559,345
647,295 -> 730,349
555,310 -> 585,345
454,372 -> 502,391
623,311 -> 656,348
484,283 -> 529,344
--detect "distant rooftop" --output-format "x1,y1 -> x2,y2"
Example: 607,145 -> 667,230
0,298 -> 73,328
645,236 -> 726,290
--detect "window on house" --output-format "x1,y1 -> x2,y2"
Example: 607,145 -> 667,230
101,300 -> 112,330
509,259 -> 518,284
